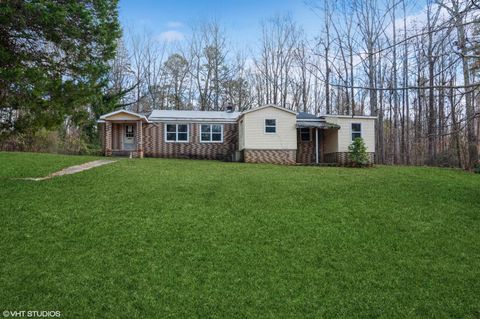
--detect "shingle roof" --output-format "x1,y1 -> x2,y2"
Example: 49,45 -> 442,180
296,122 -> 340,129
296,112 -> 320,120
148,110 -> 241,122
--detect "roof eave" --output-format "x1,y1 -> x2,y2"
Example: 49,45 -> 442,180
241,104 -> 297,116
148,117 -> 239,123
321,114 -> 378,119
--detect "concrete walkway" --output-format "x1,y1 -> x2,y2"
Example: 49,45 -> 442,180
21,159 -> 116,181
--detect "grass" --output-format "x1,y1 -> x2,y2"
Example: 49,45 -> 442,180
0,152 -> 479,318
0,152 -> 100,178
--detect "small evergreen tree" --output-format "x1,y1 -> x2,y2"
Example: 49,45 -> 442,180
348,137 -> 369,167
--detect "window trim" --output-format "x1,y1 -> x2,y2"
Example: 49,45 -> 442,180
300,127 -> 311,142
351,123 -> 362,141
125,124 -> 135,138
164,123 -> 190,143
264,118 -> 277,134
199,124 -> 224,143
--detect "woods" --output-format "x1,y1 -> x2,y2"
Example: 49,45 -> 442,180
0,0 -> 121,153
0,0 -> 479,168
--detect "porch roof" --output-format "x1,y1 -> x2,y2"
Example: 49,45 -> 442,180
296,121 -> 340,129
98,110 -> 149,123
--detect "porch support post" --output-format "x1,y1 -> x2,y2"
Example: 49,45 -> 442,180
136,120 -> 143,158
315,128 -> 319,164
105,121 -> 112,157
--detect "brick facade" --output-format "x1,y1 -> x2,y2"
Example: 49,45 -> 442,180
111,123 -> 123,150
143,122 -> 238,161
135,121 -> 143,158
296,129 -> 317,164
102,122 -> 143,158
105,122 -> 112,156
244,149 -> 296,164
101,120 -> 376,165
99,123 -> 105,152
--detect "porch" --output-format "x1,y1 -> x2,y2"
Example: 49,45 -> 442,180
99,110 -> 148,158
296,121 -> 340,164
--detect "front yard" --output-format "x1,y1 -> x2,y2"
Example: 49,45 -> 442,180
0,152 -> 479,318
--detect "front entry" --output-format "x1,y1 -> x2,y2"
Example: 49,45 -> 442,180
296,128 -> 321,164
123,124 -> 135,150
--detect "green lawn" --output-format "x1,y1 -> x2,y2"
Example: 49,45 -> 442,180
0,152 -> 100,178
0,152 -> 479,318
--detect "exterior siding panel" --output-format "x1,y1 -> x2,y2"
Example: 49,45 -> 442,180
324,117 -> 375,152
241,107 -> 297,150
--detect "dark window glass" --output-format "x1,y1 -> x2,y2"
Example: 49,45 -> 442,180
166,133 -> 176,141
166,124 -> 176,132
351,123 -> 361,141
178,133 -> 188,141
178,124 -> 188,133
125,125 -> 134,138
265,119 -> 276,133
300,128 -> 310,141
352,132 -> 361,140
200,124 -> 223,142
352,123 -> 361,132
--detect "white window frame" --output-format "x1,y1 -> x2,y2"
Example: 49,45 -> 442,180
164,123 -> 189,143
351,123 -> 362,141
199,124 -> 224,143
264,119 -> 277,134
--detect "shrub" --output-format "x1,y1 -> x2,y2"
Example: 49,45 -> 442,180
429,149 -> 461,168
348,137 -> 370,167
473,162 -> 480,174
0,128 -> 101,155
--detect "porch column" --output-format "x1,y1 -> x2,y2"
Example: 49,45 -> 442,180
136,120 -> 143,158
105,121 -> 112,156
315,128 -> 319,164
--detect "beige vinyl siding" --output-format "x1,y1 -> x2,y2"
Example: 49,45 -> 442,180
240,107 -> 297,150
105,112 -> 141,121
325,117 -> 375,152
323,129 -> 338,153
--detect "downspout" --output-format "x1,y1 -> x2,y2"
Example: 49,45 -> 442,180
315,128 -> 319,164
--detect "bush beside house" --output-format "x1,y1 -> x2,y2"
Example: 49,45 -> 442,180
348,137 -> 370,167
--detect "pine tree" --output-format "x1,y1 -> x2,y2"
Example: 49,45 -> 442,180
0,0 -> 121,139
348,137 -> 370,167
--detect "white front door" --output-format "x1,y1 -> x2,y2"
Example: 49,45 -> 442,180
123,124 -> 135,150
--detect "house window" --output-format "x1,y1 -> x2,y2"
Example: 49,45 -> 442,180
200,124 -> 223,142
265,119 -> 276,133
300,128 -> 311,141
165,124 -> 189,142
351,123 -> 362,140
125,125 -> 134,138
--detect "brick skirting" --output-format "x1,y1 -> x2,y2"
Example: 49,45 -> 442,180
324,152 -> 375,165
244,149 -> 296,164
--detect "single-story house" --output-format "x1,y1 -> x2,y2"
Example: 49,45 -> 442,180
97,105 -> 376,165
